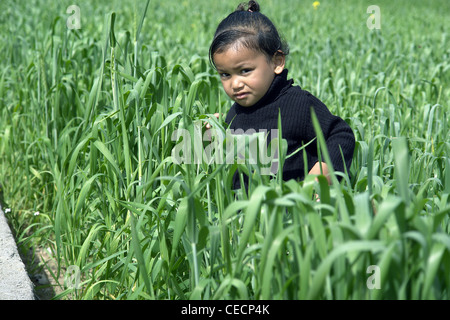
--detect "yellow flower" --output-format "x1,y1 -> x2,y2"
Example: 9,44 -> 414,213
313,1 -> 320,9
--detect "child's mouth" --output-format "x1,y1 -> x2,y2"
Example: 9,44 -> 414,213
235,92 -> 249,100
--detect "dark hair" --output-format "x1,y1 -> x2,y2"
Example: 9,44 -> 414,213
209,1 -> 289,68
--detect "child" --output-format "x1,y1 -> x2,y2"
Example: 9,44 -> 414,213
209,1 -> 355,190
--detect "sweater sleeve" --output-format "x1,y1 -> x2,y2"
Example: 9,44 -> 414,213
305,93 -> 355,176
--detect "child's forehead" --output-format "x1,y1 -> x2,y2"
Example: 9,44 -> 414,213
213,45 -> 266,68
220,41 -> 262,56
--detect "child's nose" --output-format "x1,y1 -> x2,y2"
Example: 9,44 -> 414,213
231,77 -> 244,90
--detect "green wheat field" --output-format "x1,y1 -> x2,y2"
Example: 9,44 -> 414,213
0,0 -> 449,300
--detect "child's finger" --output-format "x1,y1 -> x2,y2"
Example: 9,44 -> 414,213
314,193 -> 320,202
206,113 -> 221,129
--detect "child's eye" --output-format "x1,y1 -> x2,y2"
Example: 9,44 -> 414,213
241,69 -> 252,74
219,72 -> 230,78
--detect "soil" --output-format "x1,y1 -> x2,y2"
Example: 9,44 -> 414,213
21,246 -> 65,300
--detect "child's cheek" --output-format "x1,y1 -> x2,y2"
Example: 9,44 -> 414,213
222,85 -> 234,100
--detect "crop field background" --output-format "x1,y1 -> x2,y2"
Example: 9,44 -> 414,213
0,0 -> 449,300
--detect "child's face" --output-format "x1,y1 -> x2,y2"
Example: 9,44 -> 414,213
213,46 -> 285,107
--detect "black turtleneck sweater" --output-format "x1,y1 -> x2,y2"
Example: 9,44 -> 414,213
225,68 -> 355,189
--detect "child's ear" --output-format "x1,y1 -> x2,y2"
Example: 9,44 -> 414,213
272,51 -> 286,74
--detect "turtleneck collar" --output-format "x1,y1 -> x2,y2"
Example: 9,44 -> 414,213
234,68 -> 294,112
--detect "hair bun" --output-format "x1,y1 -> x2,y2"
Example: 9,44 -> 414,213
236,1 -> 260,12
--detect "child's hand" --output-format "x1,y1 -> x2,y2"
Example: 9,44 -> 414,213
309,162 -> 331,185
205,113 -> 221,129
309,162 -> 331,202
